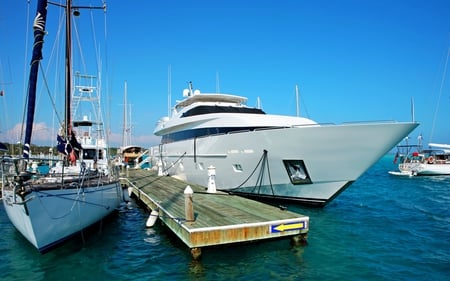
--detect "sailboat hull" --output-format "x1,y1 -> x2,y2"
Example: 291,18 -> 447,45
2,181 -> 121,252
398,162 -> 450,176
156,122 -> 418,206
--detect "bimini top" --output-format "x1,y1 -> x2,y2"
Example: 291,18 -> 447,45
428,143 -> 450,153
73,120 -> 103,127
175,93 -> 247,110
119,145 -> 143,154
73,115 -> 103,127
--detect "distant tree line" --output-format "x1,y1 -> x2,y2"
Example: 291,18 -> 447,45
1,142 -> 118,157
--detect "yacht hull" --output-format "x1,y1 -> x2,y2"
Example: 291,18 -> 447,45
156,122 -> 418,206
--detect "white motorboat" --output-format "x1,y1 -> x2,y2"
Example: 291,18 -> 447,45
1,0 -> 122,253
152,82 -> 419,206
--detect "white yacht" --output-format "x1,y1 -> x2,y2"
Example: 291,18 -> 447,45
152,83 -> 419,206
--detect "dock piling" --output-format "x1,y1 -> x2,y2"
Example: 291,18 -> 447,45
191,247 -> 202,260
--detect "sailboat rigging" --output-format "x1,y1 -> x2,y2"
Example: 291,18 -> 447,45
389,45 -> 450,177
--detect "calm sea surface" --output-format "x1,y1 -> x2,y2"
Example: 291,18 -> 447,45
1,155 -> 449,280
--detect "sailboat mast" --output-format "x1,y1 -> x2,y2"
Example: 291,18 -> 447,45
22,0 -> 48,159
122,80 -> 128,147
65,0 -> 72,139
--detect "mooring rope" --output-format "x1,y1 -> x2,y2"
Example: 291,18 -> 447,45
228,149 -> 275,196
161,152 -> 187,174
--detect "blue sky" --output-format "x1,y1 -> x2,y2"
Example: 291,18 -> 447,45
1,0 -> 449,149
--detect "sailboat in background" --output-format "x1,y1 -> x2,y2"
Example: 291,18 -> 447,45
0,0 -> 122,253
116,81 -> 145,168
390,45 -> 450,177
390,136 -> 450,176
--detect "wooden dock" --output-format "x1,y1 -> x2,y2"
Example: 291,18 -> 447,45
120,169 -> 309,259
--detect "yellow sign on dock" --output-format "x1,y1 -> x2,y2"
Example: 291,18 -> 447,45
270,221 -> 307,233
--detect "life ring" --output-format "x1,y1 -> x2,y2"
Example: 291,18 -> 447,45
427,156 -> 434,164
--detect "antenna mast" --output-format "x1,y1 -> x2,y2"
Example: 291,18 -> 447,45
295,84 -> 300,117
168,65 -> 172,116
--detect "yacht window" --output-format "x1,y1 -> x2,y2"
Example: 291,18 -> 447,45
182,105 -> 265,117
283,160 -> 312,184
233,164 -> 243,172
161,126 -> 279,144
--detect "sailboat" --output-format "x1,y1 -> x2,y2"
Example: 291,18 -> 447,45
0,0 -> 122,253
389,136 -> 450,176
389,46 -> 450,177
116,81 -> 144,168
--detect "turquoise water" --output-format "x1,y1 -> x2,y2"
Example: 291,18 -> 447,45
1,155 -> 449,280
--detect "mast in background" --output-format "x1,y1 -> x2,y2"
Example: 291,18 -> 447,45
295,84 -> 300,117
121,80 -> 133,147
168,65 -> 171,117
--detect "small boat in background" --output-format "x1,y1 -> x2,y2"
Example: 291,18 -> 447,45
389,136 -> 450,176
115,81 -> 146,168
117,145 -> 144,168
390,45 -> 450,177
133,149 -> 151,169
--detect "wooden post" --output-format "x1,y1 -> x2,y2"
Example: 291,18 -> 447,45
184,185 -> 194,224
191,247 -> 202,260
291,233 -> 308,246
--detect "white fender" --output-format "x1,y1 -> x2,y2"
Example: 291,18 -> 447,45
146,209 -> 159,227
